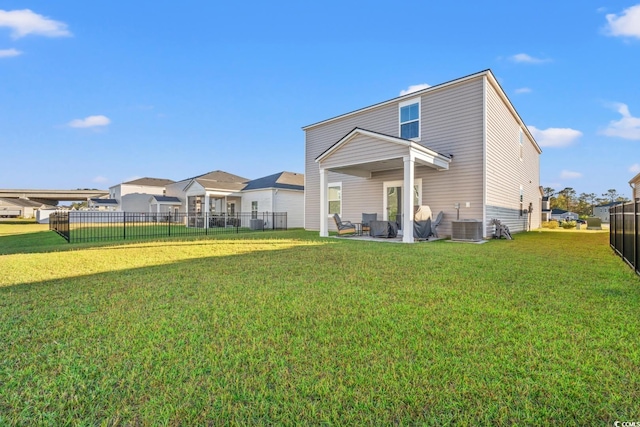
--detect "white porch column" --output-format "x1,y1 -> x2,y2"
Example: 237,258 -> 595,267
319,168 -> 328,237
204,194 -> 210,228
403,155 -> 415,243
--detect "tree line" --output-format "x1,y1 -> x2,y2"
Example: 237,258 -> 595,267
543,187 -> 631,217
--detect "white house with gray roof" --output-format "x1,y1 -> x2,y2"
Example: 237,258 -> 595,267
303,69 -> 542,242
241,171 -> 304,228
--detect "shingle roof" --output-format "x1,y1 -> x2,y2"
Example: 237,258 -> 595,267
189,170 -> 249,192
243,172 -> 304,191
595,202 -> 622,208
0,197 -> 53,208
152,196 -> 181,203
123,177 -> 175,186
90,198 -> 119,205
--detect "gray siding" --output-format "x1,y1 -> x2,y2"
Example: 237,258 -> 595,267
485,79 -> 541,234
305,77 -> 485,237
321,134 -> 408,169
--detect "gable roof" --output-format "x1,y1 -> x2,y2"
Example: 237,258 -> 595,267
184,170 -> 250,192
243,172 -> 304,191
150,196 -> 181,203
595,201 -> 622,208
0,197 -> 53,208
302,69 -> 541,154
90,198 -> 119,205
123,177 -> 175,186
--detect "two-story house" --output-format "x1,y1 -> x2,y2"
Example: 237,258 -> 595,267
303,69 -> 542,242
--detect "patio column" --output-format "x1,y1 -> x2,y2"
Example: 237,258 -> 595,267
403,155 -> 415,243
319,168 -> 328,237
204,194 -> 210,228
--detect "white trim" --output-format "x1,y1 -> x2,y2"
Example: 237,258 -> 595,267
302,70 -> 489,131
319,169 -> 328,237
328,181 -> 342,217
316,128 -> 450,168
403,156 -> 415,243
482,75 -> 487,238
382,178 -> 423,221
399,97 -> 421,142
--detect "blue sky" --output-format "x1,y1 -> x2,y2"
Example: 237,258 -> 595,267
1,1 -> 639,199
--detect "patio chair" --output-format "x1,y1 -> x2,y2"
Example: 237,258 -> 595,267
431,211 -> 444,238
333,213 -> 356,236
361,213 -> 377,234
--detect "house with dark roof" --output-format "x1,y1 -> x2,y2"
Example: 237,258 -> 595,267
241,172 -> 304,228
550,208 -> 579,221
0,197 -> 55,218
593,202 -> 620,223
303,69 -> 542,242
107,177 -> 176,212
165,170 -> 250,218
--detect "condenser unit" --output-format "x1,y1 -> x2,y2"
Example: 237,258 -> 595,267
451,219 -> 483,242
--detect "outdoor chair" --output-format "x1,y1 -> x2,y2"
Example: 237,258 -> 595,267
333,213 -> 357,236
361,213 -> 377,234
431,211 -> 444,238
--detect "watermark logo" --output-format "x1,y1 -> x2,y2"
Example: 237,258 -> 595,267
614,422 -> 640,427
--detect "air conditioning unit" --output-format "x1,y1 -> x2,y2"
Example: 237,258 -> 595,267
451,219 -> 483,242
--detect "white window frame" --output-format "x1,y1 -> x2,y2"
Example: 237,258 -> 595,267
519,128 -> 524,161
399,97 -> 421,141
383,179 -> 423,220
328,182 -> 342,217
251,201 -> 258,219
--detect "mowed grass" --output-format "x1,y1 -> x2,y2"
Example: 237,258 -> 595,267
0,224 -> 639,425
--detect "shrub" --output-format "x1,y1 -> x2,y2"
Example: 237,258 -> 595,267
561,220 -> 576,229
542,220 -> 559,229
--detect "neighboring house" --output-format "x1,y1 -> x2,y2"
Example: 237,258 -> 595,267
550,208 -> 579,221
88,198 -> 119,211
108,177 -> 176,211
630,172 -> 640,201
303,69 -> 542,242
0,197 -> 54,218
165,170 -> 249,217
541,195 -> 551,222
593,202 -> 619,223
241,171 -> 305,228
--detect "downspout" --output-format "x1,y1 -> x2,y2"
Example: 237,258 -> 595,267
482,75 -> 488,237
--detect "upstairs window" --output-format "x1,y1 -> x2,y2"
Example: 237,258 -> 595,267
519,128 -> 524,160
399,98 -> 420,140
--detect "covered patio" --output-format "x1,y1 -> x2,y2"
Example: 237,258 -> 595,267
316,128 -> 452,243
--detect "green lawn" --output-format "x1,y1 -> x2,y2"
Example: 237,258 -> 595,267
1,224 -> 638,425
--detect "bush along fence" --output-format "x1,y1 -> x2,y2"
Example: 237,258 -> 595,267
610,201 -> 639,274
50,211 -> 287,243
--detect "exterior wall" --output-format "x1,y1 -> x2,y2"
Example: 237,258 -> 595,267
593,206 -> 613,223
242,189 -> 305,228
274,189 -> 304,228
165,181 -> 190,214
119,184 -> 166,198
305,77 -> 485,237
550,211 -> 578,221
485,78 -> 541,235
321,134 -> 408,169
121,194 -> 155,212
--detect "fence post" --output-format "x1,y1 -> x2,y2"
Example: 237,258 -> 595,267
123,212 -> 126,240
236,212 -> 239,233
168,212 -> 171,237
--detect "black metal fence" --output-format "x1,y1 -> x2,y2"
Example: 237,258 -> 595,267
50,211 -> 287,243
610,201 -> 639,274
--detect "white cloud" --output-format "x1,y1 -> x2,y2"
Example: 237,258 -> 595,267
509,53 -> 551,64
0,48 -> 21,57
399,83 -> 430,96
629,163 -> 640,174
528,126 -> 583,147
560,170 -> 583,179
514,87 -> 532,94
92,176 -> 109,184
0,9 -> 71,39
68,115 -> 111,129
605,4 -> 640,38
601,103 -> 640,140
